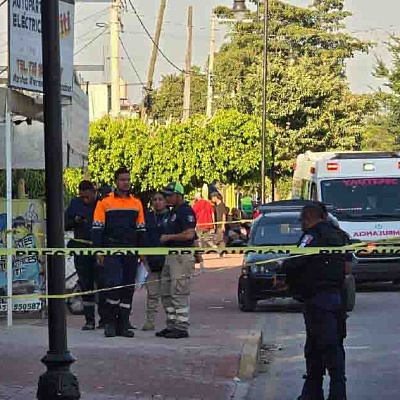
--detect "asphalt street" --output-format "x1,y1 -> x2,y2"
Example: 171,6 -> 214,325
247,283 -> 400,400
0,258 -> 263,400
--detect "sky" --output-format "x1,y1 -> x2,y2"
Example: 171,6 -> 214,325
1,0 -> 400,102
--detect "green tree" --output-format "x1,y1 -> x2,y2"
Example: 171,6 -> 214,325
86,110 -> 263,194
212,0 -> 374,174
374,35 -> 400,146
63,168 -> 85,204
150,66 -> 207,123
88,116 -> 150,191
0,170 -> 46,199
361,119 -> 396,151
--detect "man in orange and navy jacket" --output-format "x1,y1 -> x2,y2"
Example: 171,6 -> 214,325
92,167 -> 146,338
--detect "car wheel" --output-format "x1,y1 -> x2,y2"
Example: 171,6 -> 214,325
344,274 -> 356,312
238,276 -> 257,312
66,283 -> 84,315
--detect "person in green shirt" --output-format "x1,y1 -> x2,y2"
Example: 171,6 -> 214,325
241,196 -> 253,218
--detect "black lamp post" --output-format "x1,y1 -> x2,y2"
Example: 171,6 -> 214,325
36,0 -> 80,398
233,0 -> 271,204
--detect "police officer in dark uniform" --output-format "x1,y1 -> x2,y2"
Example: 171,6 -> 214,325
65,180 -> 104,330
285,203 -> 348,400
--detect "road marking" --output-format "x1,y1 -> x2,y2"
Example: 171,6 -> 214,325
345,346 -> 370,350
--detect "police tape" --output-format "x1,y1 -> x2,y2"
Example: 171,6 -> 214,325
1,243 -> 400,257
3,243 -> 400,301
0,262 -> 241,301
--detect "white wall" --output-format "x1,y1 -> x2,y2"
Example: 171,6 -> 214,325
0,82 -> 89,169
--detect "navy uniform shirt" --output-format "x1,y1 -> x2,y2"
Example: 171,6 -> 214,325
164,202 -> 197,247
145,209 -> 170,271
286,221 -> 348,300
65,197 -> 97,241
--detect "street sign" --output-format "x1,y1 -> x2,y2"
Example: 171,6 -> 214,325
8,0 -> 75,97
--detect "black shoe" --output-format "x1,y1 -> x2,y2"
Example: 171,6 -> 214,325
120,329 -> 135,338
82,322 -> 95,331
155,328 -> 172,337
127,321 -> 137,330
164,328 -> 189,339
97,320 -> 105,329
104,324 -> 116,338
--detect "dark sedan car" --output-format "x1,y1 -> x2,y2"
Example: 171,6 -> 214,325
237,201 -> 356,312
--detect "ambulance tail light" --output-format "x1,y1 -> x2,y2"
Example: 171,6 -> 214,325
293,163 -> 297,170
398,161 -> 400,169
327,162 -> 339,172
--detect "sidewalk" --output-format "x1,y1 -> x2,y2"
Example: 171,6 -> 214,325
0,255 -> 265,400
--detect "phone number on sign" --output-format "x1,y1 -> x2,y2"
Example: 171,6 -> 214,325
0,302 -> 42,312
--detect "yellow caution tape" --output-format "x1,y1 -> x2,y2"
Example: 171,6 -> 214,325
0,243 -> 399,257
1,238 -> 399,301
2,242 -> 400,301
196,219 -> 253,227
0,261 -> 242,301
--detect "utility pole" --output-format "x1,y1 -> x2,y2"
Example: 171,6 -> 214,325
206,13 -> 216,118
142,0 -> 167,119
262,1 -> 272,203
261,1 -> 269,203
182,5 -> 193,123
37,0 -> 80,397
5,93 -> 12,327
110,0 -> 121,116
233,0 -> 270,203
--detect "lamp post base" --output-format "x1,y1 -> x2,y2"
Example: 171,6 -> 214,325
37,352 -> 80,400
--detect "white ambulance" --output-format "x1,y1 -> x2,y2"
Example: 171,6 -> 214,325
292,151 -> 400,283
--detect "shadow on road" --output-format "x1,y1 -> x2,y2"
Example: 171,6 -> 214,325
254,299 -> 302,313
356,282 -> 400,293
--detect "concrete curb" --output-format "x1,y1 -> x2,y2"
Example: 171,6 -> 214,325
238,331 -> 263,381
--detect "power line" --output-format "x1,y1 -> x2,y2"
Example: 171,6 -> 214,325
76,27 -> 104,43
75,6 -> 109,24
119,36 -> 145,86
74,27 -> 108,56
127,0 -> 205,76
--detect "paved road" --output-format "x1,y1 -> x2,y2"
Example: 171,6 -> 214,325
0,256 -> 268,400
247,283 -> 400,400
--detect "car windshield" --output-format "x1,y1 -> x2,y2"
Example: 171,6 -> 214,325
321,178 -> 400,217
251,216 -> 303,246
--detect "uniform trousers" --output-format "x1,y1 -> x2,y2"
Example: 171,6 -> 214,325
103,255 -> 138,327
161,254 -> 195,332
70,237 -> 106,324
301,292 -> 347,400
145,270 -> 162,323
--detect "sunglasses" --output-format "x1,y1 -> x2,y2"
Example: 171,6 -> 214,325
153,197 -> 165,201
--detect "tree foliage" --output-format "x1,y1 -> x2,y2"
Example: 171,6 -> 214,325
211,0 -> 374,172
1,0 -> 383,201
87,111 -> 263,193
373,35 -> 400,147
0,170 -> 46,199
148,0 -> 375,179
0,168 -> 84,205
150,66 -> 207,123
